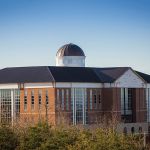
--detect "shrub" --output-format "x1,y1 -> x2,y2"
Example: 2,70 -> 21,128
0,125 -> 18,150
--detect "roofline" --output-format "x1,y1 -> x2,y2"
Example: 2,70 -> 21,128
132,69 -> 147,83
112,67 -> 131,83
114,67 -> 146,83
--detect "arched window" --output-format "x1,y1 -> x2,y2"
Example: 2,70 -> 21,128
139,127 -> 142,133
131,127 -> 135,134
123,127 -> 127,135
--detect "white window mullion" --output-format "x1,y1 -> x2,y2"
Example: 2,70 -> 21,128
74,88 -> 76,125
11,90 -> 14,125
82,89 -> 85,125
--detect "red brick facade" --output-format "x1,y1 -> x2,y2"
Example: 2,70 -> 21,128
19,87 -> 147,125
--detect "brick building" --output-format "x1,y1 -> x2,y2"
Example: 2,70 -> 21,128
0,43 -> 150,133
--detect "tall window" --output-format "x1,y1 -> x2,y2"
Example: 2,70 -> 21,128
24,90 -> 27,111
31,90 -> 34,111
15,90 -> 20,118
61,89 -> 64,110
93,90 -> 97,109
57,89 -> 60,109
98,91 -> 101,109
90,90 -> 92,110
38,90 -> 42,109
121,88 -> 133,123
0,90 -> 11,124
147,88 -> 150,122
66,89 -> 69,111
46,90 -> 49,106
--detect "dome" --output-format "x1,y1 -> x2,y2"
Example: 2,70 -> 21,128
56,43 -> 85,57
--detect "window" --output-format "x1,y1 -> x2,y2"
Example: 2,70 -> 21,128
61,89 -> 64,110
90,90 -> 92,110
46,90 -> 49,106
139,127 -> 142,133
98,94 -> 101,104
128,88 -> 132,110
57,89 -> 60,109
76,88 -> 83,123
131,127 -> 135,134
38,90 -> 42,109
66,89 -> 69,111
121,88 -> 133,123
123,127 -> 127,135
24,90 -> 27,111
0,90 -> 12,124
31,90 -> 34,111
15,90 -> 20,118
94,91 -> 97,109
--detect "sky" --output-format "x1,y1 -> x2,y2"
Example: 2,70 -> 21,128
0,0 -> 150,74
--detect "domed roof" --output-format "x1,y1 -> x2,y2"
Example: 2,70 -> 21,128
56,43 -> 85,57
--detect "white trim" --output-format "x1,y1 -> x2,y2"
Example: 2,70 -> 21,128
24,83 -> 54,89
0,84 -> 18,89
56,82 -> 103,88
104,83 -> 115,88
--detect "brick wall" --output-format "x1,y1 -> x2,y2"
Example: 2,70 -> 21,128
20,88 -> 56,125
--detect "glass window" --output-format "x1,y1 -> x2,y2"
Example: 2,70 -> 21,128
61,89 -> 64,110
131,127 -> 135,134
31,90 -> 34,111
14,90 -> 20,118
76,88 -> 83,123
94,94 -> 97,109
0,90 -> 12,124
24,90 -> 27,111
121,88 -> 133,123
57,89 -> 60,109
90,90 -> 92,110
66,89 -> 69,111
46,90 -> 49,105
38,90 -> 42,109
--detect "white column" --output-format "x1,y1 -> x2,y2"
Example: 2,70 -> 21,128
11,90 -> 14,125
74,88 -> 76,125
82,88 -> 85,125
72,88 -> 76,125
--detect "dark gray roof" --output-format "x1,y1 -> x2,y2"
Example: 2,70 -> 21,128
136,71 -> 150,83
0,66 -> 133,84
0,66 -> 149,84
48,66 -> 100,83
0,66 -> 54,83
56,43 -> 85,57
93,67 -> 130,83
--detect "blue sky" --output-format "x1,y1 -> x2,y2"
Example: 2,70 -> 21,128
0,0 -> 150,74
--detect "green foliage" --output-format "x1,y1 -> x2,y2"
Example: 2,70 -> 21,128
0,125 -> 18,150
0,123 -> 148,150
17,123 -> 51,150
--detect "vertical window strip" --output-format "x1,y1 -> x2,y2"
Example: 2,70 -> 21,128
57,89 -> 60,109
62,89 -> 64,110
90,89 -> 92,110
121,88 -> 124,115
66,89 -> 69,111
15,90 -> 20,118
38,90 -> 42,109
24,90 -> 27,111
94,90 -> 97,109
128,88 -> 132,110
31,90 -> 34,111
46,90 -> 49,106
98,89 -> 101,109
